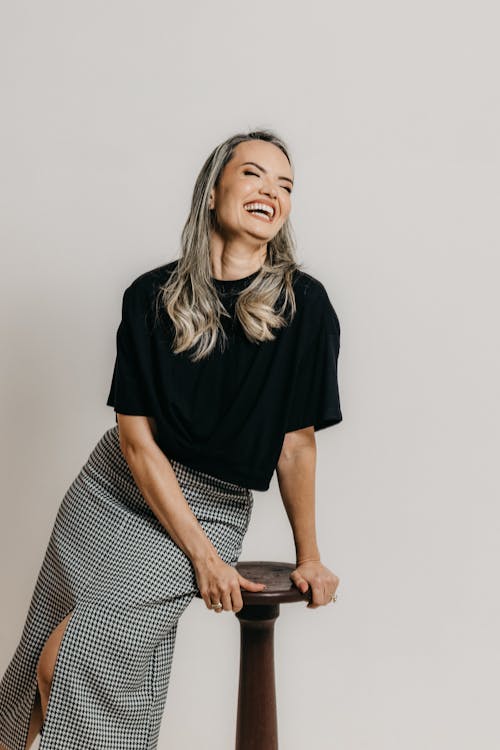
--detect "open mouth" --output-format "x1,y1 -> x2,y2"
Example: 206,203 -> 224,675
243,202 -> 275,222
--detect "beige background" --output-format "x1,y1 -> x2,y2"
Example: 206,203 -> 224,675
1,1 -> 498,748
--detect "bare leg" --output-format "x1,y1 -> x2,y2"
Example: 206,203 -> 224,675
35,611 -> 74,726
23,687 -> 43,750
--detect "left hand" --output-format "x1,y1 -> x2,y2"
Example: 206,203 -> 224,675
290,560 -> 339,608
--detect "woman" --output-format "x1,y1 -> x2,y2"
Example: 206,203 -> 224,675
0,128 -> 343,750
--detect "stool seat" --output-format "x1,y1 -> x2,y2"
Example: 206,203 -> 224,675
196,561 -> 312,749
235,560 -> 311,605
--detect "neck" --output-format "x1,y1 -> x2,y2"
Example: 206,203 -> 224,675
209,234 -> 267,280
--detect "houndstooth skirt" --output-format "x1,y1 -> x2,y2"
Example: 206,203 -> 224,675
0,425 -> 254,750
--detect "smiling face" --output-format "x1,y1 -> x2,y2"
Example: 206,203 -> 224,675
208,139 -> 294,244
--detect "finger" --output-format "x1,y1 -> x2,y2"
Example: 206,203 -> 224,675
324,582 -> 330,606
231,585 -> 244,613
220,588 -> 233,612
209,588 -> 223,613
200,589 -> 213,611
292,575 -> 309,594
307,585 -> 320,608
240,577 -> 266,590
239,576 -> 266,591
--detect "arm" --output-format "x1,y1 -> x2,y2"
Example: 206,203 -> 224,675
117,413 -> 267,610
117,414 -> 219,566
275,426 -> 320,564
276,426 -> 339,609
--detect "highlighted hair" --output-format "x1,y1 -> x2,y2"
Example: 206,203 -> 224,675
155,128 -> 304,362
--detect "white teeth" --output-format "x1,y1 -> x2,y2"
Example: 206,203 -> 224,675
244,202 -> 274,219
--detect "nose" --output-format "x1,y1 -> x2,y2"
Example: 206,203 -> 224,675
260,180 -> 277,198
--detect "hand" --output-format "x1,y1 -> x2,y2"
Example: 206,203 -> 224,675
290,559 -> 339,609
194,554 -> 266,614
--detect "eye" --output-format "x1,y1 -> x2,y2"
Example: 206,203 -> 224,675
243,170 -> 292,194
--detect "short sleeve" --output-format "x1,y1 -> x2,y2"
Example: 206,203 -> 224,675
284,288 -> 343,433
106,284 -> 154,417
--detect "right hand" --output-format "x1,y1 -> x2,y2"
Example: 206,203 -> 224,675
194,554 -> 266,613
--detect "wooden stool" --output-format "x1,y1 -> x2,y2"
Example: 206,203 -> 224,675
196,561 -> 311,750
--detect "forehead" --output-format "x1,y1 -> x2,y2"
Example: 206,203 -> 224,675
229,140 -> 293,177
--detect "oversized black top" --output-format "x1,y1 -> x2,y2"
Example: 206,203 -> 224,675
106,260 -> 343,491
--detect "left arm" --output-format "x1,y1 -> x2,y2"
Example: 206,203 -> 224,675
276,427 -> 339,609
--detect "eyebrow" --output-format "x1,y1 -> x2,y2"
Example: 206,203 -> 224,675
240,161 -> 294,186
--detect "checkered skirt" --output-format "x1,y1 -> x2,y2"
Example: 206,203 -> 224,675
0,425 -> 254,750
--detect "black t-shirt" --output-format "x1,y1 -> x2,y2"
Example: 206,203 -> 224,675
106,260 -> 343,491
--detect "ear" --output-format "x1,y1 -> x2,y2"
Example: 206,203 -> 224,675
208,189 -> 215,210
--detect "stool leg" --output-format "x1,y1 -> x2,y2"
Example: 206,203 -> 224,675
235,604 -> 280,750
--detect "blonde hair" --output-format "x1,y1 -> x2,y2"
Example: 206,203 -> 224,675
155,128 -> 304,362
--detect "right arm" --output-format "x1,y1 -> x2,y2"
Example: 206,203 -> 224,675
117,413 -> 219,566
116,414 -> 266,611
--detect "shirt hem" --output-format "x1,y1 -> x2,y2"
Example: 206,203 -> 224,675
161,452 -> 271,492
